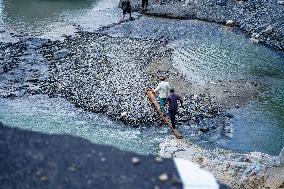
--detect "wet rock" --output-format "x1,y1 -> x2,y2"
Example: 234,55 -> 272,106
250,37 -> 259,44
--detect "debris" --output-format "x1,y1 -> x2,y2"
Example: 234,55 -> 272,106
131,157 -> 140,165
158,173 -> 168,182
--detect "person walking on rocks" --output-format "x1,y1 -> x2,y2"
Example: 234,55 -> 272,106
142,0 -> 149,11
154,75 -> 170,115
121,0 -> 132,20
165,88 -> 184,129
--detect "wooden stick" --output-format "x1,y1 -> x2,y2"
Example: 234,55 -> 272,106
146,88 -> 183,139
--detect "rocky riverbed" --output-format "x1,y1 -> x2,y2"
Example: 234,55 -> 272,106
135,0 -> 284,51
41,31 -> 233,129
0,1 -> 283,188
0,32 -> 231,131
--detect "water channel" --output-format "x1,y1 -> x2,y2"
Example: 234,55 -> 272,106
0,0 -> 283,155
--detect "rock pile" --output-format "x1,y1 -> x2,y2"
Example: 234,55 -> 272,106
40,32 -> 224,126
0,32 -> 226,127
160,138 -> 284,189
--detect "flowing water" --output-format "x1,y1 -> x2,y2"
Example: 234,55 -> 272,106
0,0 -> 283,155
0,95 -> 168,154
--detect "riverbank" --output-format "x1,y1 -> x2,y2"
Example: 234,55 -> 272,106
159,137 -> 284,188
135,0 -> 284,51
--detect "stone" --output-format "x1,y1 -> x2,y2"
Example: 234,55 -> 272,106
226,20 -> 235,26
158,173 -> 168,182
131,157 -> 140,165
250,38 -> 259,44
120,112 -> 127,117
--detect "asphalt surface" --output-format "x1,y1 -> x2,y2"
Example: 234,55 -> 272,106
0,123 -> 183,189
0,122 -> 231,189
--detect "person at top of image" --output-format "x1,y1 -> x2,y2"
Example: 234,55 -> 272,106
121,0 -> 132,20
141,0 -> 149,11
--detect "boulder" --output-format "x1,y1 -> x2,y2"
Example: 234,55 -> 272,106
226,20 -> 235,26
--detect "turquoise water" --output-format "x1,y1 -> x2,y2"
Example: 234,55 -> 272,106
0,95 -> 168,155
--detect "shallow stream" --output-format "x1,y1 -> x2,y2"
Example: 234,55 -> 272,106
0,0 -> 283,155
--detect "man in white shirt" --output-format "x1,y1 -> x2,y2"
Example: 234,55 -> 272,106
154,75 -> 170,115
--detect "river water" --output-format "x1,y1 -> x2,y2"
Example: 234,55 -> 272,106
0,0 -> 283,155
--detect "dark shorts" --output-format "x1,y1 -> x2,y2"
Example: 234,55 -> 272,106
123,8 -> 131,14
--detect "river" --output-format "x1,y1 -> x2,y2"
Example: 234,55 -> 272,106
0,0 -> 283,155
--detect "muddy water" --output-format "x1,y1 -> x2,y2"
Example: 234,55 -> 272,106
0,1 -> 283,155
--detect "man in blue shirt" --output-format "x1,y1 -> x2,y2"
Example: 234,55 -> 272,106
166,88 -> 184,129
